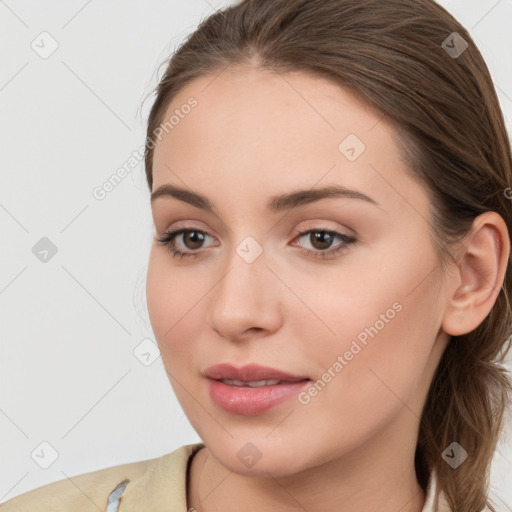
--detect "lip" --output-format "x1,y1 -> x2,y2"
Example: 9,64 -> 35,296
203,363 -> 311,416
203,363 -> 309,382
207,379 -> 310,416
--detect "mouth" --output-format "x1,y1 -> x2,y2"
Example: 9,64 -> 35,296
206,377 -> 311,416
215,378 -> 309,387
203,363 -> 311,416
203,362 -> 310,382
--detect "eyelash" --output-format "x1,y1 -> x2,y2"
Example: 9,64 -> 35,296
155,227 -> 357,260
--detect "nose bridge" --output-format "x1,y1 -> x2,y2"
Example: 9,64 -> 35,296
207,233 -> 282,339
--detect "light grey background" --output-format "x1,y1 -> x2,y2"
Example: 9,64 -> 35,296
1,0 -> 511,507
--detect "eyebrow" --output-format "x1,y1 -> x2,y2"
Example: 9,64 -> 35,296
151,183 -> 380,213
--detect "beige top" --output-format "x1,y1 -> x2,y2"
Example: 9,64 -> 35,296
0,442 -> 489,511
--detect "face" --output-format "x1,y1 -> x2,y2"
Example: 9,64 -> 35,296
146,67 -> 450,478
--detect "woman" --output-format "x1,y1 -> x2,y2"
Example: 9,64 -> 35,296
2,0 -> 511,511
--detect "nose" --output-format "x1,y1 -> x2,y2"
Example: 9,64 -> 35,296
206,242 -> 283,342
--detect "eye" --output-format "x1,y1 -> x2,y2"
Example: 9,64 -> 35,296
155,226 -> 357,260
292,228 -> 357,259
154,228 -> 216,260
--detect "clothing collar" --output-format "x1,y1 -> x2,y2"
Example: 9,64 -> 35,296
422,470 -> 451,512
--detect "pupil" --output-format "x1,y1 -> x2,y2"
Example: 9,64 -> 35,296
185,231 -> 204,250
312,232 -> 332,250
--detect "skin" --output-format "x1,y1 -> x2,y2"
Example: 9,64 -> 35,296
146,66 -> 510,512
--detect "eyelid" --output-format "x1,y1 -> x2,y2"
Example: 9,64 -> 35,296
292,220 -> 356,238
157,219 -> 210,240
162,220 -> 353,242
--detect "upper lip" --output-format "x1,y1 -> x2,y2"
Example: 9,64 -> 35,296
203,363 -> 310,382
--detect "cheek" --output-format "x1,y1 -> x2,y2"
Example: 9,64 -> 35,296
288,288 -> 440,459
146,248 -> 204,365
146,251 -> 208,418
291,238 -> 441,410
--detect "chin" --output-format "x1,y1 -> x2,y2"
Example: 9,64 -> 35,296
202,435 -> 319,478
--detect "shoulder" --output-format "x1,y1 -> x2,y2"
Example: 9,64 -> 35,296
0,443 -> 204,512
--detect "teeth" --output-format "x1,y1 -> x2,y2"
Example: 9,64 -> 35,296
220,378 -> 281,387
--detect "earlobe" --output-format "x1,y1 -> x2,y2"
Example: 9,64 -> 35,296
442,212 -> 510,337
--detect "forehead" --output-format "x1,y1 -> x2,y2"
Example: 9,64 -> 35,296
154,67 -> 385,159
151,67 -> 427,216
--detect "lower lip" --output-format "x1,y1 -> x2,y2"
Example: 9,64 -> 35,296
207,378 -> 310,416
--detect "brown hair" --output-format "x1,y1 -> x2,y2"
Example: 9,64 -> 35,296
142,1 -> 512,510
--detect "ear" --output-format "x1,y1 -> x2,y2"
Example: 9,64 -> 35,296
442,211 -> 510,337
